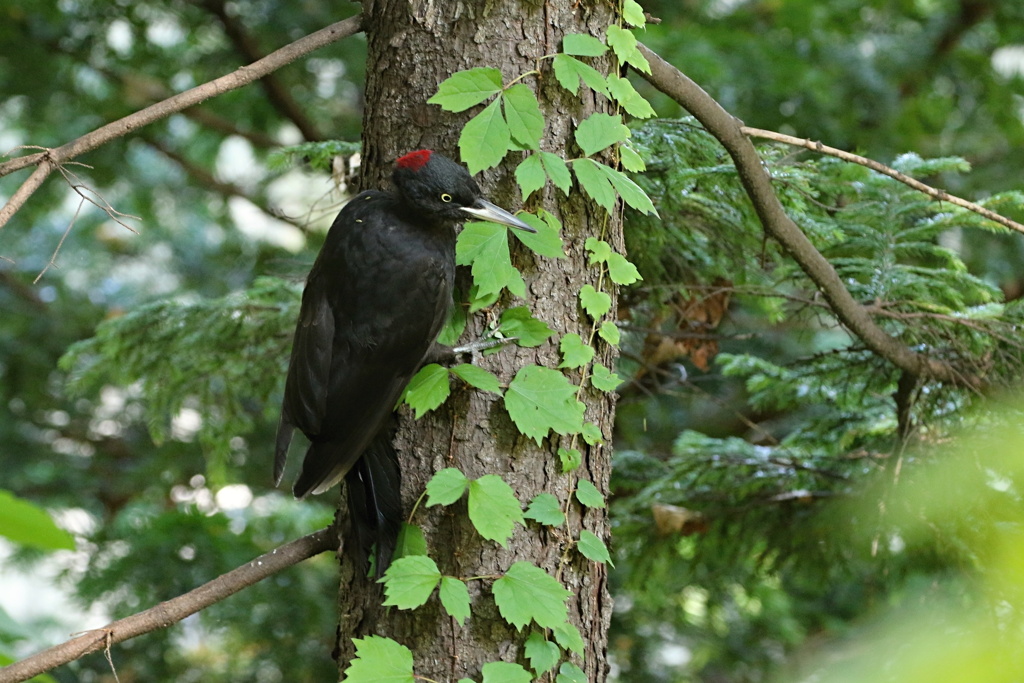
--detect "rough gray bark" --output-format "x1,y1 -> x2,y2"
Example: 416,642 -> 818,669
336,1 -> 620,680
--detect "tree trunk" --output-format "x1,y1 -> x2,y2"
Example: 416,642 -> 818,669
337,2 -> 621,680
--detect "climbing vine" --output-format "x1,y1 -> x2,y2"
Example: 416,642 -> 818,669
347,4 -> 657,682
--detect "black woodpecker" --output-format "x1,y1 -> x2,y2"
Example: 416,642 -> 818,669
275,150 -> 534,573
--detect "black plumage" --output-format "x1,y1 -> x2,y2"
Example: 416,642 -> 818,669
275,150 -> 533,573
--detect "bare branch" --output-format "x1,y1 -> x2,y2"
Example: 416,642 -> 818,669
142,136 -> 312,233
32,196 -> 80,284
116,72 -> 281,149
634,43 -> 981,388
27,163 -> 143,283
0,526 -> 337,683
0,14 -> 363,229
0,269 -> 46,309
182,105 -> 282,149
743,126 -> 1024,235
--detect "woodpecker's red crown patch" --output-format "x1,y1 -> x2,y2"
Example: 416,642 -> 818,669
396,149 -> 432,171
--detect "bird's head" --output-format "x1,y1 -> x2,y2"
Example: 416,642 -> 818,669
392,150 -> 535,232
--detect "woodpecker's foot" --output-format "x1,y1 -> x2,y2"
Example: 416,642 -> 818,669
452,336 -> 516,356
423,336 -> 517,366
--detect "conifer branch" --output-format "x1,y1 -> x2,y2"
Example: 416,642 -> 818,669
634,43 -> 982,388
742,126 -> 1024,235
0,526 -> 337,683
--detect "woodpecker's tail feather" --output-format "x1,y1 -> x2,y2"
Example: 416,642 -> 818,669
345,428 -> 403,576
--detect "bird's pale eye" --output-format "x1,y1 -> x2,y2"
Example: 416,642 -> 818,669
440,193 -> 453,203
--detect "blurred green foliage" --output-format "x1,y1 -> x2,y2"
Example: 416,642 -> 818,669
2,0 -> 1024,682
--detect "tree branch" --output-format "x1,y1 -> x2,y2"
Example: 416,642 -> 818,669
634,43 -> 981,388
198,0 -> 324,141
117,71 -> 282,149
742,126 -> 1024,235
0,14 -> 363,230
0,159 -> 54,232
0,525 -> 338,683
141,136 -> 312,233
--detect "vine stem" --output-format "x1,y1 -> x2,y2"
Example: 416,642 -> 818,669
504,69 -> 542,89
406,489 -> 429,524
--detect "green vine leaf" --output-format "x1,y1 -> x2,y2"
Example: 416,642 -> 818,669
558,447 -> 582,473
344,636 -> 415,683
577,529 -> 614,566
607,74 -> 656,119
591,362 -> 622,392
575,479 -> 606,508
381,555 -> 442,609
574,112 -> 630,156
619,143 -> 646,172
513,211 -> 566,259
515,154 -> 546,201
596,163 -> 658,216
440,576 -> 472,625
503,84 -> 544,150
562,33 -> 608,57
525,632 -> 561,674
437,302 -> 468,346
468,474 -> 525,546
426,467 -> 470,507
402,363 -> 450,418
622,0 -> 647,27
467,286 -> 500,313
459,97 -> 511,174
505,365 -> 586,443
552,621 -> 585,656
579,284 -> 612,320
539,153 -> 573,195
581,421 -> 604,445
493,561 -> 572,630
573,158 -> 616,212
585,237 -> 613,264
393,523 -> 428,560
451,364 -> 502,395
498,307 -> 556,347
598,320 -> 620,345
428,67 -> 503,112
606,25 -> 651,74
525,492 -> 566,527
558,333 -> 596,369
606,251 -> 643,284
556,662 -> 588,683
517,153 -> 573,202
456,221 -> 526,302
551,54 -> 610,97
482,661 -> 533,683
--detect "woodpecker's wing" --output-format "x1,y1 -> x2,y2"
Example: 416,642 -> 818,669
273,264 -> 335,485
291,358 -> 411,497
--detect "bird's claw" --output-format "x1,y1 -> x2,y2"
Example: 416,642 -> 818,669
451,336 -> 517,357
452,336 -> 518,365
